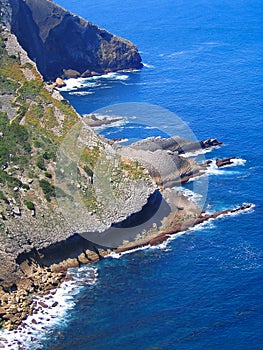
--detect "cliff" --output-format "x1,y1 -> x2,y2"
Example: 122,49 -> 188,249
0,0 -> 143,81
0,25 -> 153,289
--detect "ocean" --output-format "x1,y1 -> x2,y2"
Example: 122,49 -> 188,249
3,0 -> 263,349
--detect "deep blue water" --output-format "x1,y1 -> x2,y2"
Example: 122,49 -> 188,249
44,1 -> 262,349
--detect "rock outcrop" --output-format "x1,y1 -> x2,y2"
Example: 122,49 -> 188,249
1,0 -> 143,81
115,136 -> 222,188
216,157 -> 235,167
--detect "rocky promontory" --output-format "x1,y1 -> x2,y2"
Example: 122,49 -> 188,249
1,0 -> 143,81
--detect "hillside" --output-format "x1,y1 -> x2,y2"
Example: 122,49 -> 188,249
0,25 -> 153,289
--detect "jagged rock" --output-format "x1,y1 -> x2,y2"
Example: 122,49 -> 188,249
201,138 -> 222,149
38,301 -> 48,308
216,157 -> 235,167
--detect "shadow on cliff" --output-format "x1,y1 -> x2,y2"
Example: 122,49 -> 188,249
16,190 -> 171,267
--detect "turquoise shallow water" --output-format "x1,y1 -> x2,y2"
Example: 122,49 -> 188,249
24,0 -> 263,349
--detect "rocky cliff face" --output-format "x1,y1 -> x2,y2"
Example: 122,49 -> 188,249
0,26 -> 152,288
1,0 -> 143,81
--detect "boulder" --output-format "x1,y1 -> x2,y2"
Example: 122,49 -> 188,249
63,69 -> 81,79
55,78 -> 66,88
78,252 -> 89,265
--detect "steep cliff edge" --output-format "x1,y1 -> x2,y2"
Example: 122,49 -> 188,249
0,0 -> 143,81
0,26 -> 152,289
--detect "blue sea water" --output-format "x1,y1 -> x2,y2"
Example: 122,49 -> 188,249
29,0 -> 263,349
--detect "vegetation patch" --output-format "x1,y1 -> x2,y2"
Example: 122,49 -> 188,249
24,200 -> 35,211
39,179 -> 56,202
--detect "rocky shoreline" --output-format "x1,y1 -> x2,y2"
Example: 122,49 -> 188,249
0,121 -> 246,332
0,201 -> 252,333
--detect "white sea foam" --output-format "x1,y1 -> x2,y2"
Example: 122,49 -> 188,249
93,118 -> 127,131
113,138 -> 129,144
206,158 -> 246,176
90,72 -> 129,81
0,266 -> 97,350
168,50 -> 187,57
106,202 -> 255,260
58,78 -> 99,91
107,245 -> 152,259
58,72 -> 129,92
69,91 -> 95,96
218,203 -> 255,218
180,146 -> 219,158
145,126 -> 156,129
143,63 -> 155,68
202,41 -> 222,46
221,158 -> 246,167
176,186 -> 203,204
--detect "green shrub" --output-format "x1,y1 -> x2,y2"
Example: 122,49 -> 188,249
23,142 -> 32,153
34,140 -> 42,148
0,113 -> 29,167
36,157 -> 46,170
43,151 -> 55,161
39,179 -> 55,201
0,191 -> 8,203
44,171 -> 52,178
83,165 -> 93,177
24,200 -> 35,210
22,183 -> 30,190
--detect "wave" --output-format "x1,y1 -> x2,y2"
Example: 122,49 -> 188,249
180,146 -> 220,158
120,81 -> 147,86
168,50 -> 187,57
58,72 -> 130,92
186,158 -> 247,184
218,203 -> 256,217
69,91 -> 95,96
113,138 -> 129,144
207,158 -> 246,175
90,72 -> 129,81
93,119 -> 127,132
221,158 -> 246,167
0,266 -> 97,350
143,63 -> 155,68
202,41 -> 223,46
58,78 -> 100,91
145,126 -> 156,130
176,186 -> 204,204
107,245 -> 152,259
